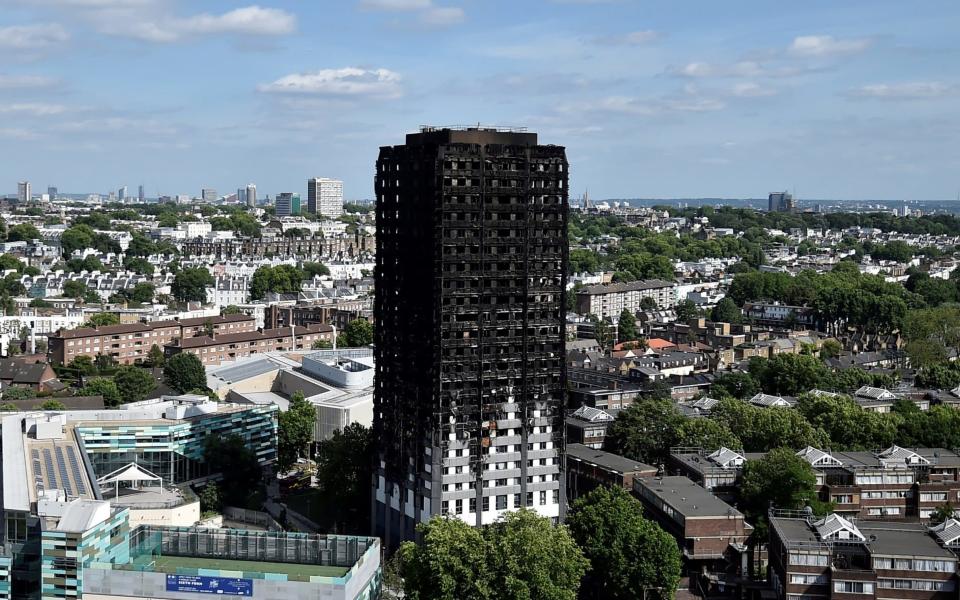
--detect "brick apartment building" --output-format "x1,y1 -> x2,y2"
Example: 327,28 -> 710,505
165,323 -> 334,366
265,302 -> 372,332
48,314 -> 256,365
670,446 -> 960,522
576,279 -> 677,319
769,512 -> 958,600
634,475 -> 752,562
566,443 -> 656,502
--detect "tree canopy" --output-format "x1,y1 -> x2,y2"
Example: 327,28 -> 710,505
250,265 -> 305,300
171,267 -> 214,303
398,510 -> 587,600
163,353 -> 207,393
567,486 -> 681,600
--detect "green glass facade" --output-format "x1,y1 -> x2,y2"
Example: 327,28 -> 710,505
74,405 -> 277,485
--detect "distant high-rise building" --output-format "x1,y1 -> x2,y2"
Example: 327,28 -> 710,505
138,185 -> 145,202
275,192 -> 300,217
47,186 -> 57,200
307,178 -> 343,218
118,186 -> 127,202
768,191 -> 795,213
237,188 -> 246,205
373,127 -> 568,547
17,181 -> 31,203
246,183 -> 257,208
201,188 -> 217,203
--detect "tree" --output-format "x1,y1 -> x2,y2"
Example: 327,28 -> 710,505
129,282 -> 155,304
302,261 -> 330,278
740,447 -> 825,517
710,297 -> 742,324
567,486 -> 681,600
797,393 -> 897,450
314,423 -> 372,533
199,483 -> 222,517
930,503 -> 956,526
605,398 -> 685,465
84,312 -> 120,328
62,280 -> 90,299
0,403 -> 17,412
80,377 -> 122,407
40,400 -> 66,410
711,397 -> 829,452
587,314 -> 614,349
617,308 -> 637,343
748,353 -> 832,396
221,305 -> 243,315
711,372 -> 760,399
485,510 -> 588,600
203,433 -> 262,507
249,265 -> 305,300
675,299 -> 698,323
59,225 -> 95,256
397,517 -> 492,600
114,366 -> 157,404
163,353 -> 207,393
674,418 -> 741,450
639,296 -> 658,311
94,353 -> 117,373
820,339 -> 842,360
277,391 -> 317,471
147,344 -> 165,368
30,298 -> 53,308
0,254 -> 24,271
171,267 -> 214,303
311,339 -> 333,349
68,355 -> 96,375
2,387 -> 35,401
339,319 -> 373,347
398,510 -> 587,600
7,223 -> 41,242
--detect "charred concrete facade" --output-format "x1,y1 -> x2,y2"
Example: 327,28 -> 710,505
373,127 -> 568,546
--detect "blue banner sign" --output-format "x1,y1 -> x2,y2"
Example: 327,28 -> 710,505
165,574 -> 253,596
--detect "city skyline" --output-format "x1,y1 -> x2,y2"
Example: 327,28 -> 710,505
1,0 -> 958,201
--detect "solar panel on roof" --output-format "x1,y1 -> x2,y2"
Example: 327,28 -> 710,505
55,446 -> 74,497
66,447 -> 87,495
43,449 -> 57,490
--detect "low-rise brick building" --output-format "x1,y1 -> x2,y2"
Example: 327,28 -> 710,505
48,315 -> 257,365
165,323 -> 335,366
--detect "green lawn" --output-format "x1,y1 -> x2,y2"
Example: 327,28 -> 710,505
150,555 -> 349,581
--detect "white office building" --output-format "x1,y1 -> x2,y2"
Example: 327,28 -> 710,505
17,181 -> 31,203
307,178 -> 343,218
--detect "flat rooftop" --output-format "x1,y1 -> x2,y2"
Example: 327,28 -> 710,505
861,522 -> 957,559
566,444 -> 656,475
636,476 -> 745,518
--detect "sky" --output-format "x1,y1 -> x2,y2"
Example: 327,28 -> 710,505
0,0 -> 958,201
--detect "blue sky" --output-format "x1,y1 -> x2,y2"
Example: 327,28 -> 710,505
0,0 -> 957,201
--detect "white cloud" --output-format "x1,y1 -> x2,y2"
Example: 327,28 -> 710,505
420,6 -> 464,26
0,74 -> 59,89
0,23 -> 70,49
258,67 -> 403,98
849,81 -> 954,99
670,61 -> 764,78
359,0 -> 432,10
0,102 -> 68,116
119,6 -> 296,42
730,82 -> 777,98
359,0 -> 464,28
179,6 -> 296,36
789,35 -> 872,57
594,29 -> 659,46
